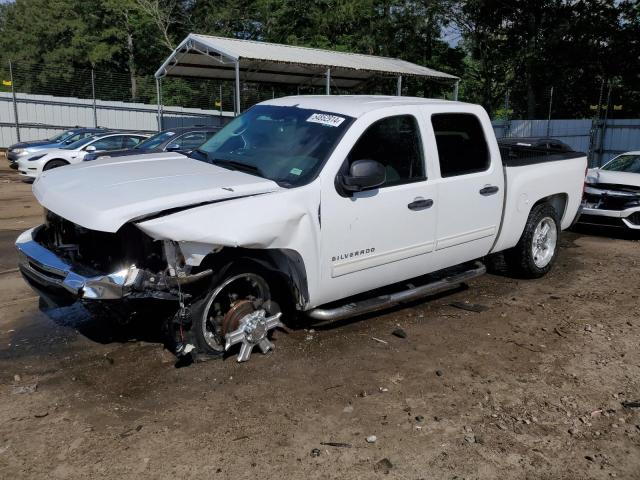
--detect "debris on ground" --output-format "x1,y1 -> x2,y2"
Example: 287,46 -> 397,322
449,301 -> 489,313
310,448 -> 321,457
374,458 -> 393,474
436,369 -> 444,377
119,425 -> 143,438
343,405 -> 354,413
320,442 -> 352,448
621,400 -> 640,409
366,435 -> 377,444
12,383 -> 37,395
371,336 -> 388,345
391,328 -> 407,339
415,415 -> 424,422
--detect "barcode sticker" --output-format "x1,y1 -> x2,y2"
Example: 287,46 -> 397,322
306,113 -> 345,127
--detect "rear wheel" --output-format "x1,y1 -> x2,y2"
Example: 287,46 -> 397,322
43,159 -> 69,171
505,203 -> 559,278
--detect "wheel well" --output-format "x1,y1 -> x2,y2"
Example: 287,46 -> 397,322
44,158 -> 69,169
197,248 -> 309,310
534,193 -> 568,222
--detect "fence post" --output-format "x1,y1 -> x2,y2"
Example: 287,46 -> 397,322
597,82 -> 613,167
91,68 -> 98,128
155,76 -> 162,131
546,86 -> 554,137
8,60 -> 20,142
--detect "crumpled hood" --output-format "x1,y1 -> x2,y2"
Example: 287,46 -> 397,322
33,152 -> 282,232
587,168 -> 640,188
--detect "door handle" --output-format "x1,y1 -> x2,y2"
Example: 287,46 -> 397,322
479,185 -> 500,196
408,198 -> 434,211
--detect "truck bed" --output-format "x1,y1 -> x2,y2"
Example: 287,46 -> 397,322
491,140 -> 588,253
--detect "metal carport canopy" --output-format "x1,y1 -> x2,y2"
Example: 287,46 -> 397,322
155,34 -> 460,114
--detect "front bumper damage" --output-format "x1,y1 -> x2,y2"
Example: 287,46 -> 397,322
580,185 -> 640,229
16,226 -> 210,302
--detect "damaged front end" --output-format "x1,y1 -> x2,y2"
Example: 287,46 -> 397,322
16,210 -> 211,308
581,183 -> 640,229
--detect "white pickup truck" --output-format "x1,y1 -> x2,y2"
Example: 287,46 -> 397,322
16,96 -> 587,362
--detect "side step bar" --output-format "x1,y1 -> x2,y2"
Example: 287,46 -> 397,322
306,261 -> 486,322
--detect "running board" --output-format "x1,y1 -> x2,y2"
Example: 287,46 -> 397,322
306,261 -> 486,322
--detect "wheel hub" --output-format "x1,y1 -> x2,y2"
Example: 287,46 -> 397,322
531,217 -> 557,268
224,309 -> 283,362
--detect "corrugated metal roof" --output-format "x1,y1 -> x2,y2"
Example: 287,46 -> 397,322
156,34 -> 458,87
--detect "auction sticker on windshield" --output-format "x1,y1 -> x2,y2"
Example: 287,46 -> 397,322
306,113 -> 345,127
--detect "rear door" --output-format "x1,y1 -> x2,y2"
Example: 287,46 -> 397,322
426,112 -> 504,263
319,110 -> 438,304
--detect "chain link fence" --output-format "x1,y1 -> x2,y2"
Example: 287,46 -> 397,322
492,82 -> 640,167
0,60 -> 235,147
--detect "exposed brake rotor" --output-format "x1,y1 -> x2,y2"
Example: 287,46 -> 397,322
221,299 -> 256,336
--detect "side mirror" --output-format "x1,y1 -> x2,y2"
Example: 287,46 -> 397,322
165,143 -> 181,152
340,159 -> 386,192
63,140 -> 73,145
85,145 -> 96,152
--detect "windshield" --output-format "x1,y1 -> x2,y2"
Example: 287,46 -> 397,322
602,154 -> 640,174
135,131 -> 175,150
62,136 -> 96,150
50,130 -> 75,142
197,105 -> 353,186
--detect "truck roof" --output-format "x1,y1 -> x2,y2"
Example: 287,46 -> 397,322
260,95 -> 471,118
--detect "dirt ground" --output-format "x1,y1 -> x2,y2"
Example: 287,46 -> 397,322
0,156 -> 639,480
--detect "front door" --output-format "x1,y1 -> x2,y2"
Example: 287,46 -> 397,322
319,112 -> 438,305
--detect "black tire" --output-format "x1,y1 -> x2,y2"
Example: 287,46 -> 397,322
43,159 -> 69,171
188,263 -> 276,357
505,203 -> 560,279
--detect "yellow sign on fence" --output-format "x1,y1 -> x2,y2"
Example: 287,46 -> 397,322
214,100 -> 221,108
2,80 -> 12,86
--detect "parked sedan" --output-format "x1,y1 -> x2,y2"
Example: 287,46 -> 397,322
17,132 -> 148,180
580,151 -> 640,229
83,126 -> 220,161
7,128 -> 108,168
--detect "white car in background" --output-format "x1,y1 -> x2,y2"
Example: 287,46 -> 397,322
17,132 -> 149,180
581,151 -> 640,230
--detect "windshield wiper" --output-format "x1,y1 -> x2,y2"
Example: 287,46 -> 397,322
211,158 -> 264,178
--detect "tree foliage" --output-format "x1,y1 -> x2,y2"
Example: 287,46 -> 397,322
0,0 -> 637,118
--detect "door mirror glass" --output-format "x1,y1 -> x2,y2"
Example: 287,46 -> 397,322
165,143 -> 181,151
341,159 -> 386,192
85,145 -> 97,152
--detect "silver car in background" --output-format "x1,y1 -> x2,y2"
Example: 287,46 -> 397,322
580,151 -> 640,230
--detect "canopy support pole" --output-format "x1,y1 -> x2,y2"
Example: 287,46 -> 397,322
325,68 -> 331,95
155,76 -> 162,131
396,76 -> 402,96
235,61 -> 241,116
453,80 -> 460,101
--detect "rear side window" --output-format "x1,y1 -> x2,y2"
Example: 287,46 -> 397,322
176,132 -> 208,150
346,115 -> 425,187
431,113 -> 489,177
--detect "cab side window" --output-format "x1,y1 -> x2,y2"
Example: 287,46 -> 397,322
431,113 -> 489,177
346,115 -> 425,187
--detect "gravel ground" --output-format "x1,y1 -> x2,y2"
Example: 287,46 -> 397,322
0,157 -> 639,479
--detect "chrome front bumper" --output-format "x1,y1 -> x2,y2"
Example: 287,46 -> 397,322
581,206 -> 640,229
16,227 -> 140,300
